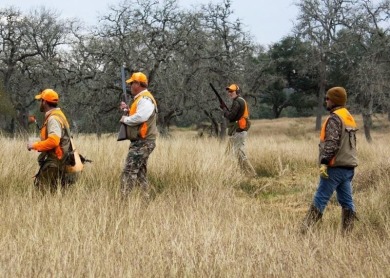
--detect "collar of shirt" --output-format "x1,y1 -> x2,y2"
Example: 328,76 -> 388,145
133,89 -> 148,99
45,107 -> 61,118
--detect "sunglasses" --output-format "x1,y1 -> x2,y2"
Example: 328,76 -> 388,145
324,97 -> 330,101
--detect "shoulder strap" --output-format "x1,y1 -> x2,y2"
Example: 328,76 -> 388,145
51,113 -> 76,151
51,114 -> 71,138
236,97 -> 246,117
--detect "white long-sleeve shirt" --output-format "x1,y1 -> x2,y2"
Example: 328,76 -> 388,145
123,90 -> 155,126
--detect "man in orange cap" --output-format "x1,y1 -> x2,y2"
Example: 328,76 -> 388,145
222,84 -> 256,177
119,72 -> 158,199
27,89 -> 75,193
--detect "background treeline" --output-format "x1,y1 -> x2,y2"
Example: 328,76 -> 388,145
1,0 -> 390,141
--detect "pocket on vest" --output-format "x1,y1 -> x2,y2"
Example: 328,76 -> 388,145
346,127 -> 357,149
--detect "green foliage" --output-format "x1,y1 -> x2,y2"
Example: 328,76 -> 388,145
255,37 -> 321,118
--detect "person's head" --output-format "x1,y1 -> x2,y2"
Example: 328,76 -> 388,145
325,87 -> 347,111
226,84 -> 240,99
35,89 -> 59,112
126,72 -> 148,95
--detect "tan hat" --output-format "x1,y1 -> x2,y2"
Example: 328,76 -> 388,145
126,72 -> 148,85
35,89 -> 59,103
326,87 -> 347,106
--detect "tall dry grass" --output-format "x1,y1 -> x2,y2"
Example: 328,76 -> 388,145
0,116 -> 389,277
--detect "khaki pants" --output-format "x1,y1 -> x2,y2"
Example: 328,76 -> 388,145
226,131 -> 256,177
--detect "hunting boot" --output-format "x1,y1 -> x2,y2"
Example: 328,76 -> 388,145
300,204 -> 323,234
342,207 -> 357,235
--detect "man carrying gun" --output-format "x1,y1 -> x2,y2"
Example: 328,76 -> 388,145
222,84 -> 257,178
119,72 -> 158,199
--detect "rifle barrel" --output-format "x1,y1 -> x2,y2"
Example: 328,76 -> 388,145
209,83 -> 229,111
121,65 -> 128,103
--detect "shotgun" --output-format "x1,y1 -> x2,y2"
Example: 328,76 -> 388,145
117,64 -> 129,141
209,83 -> 229,111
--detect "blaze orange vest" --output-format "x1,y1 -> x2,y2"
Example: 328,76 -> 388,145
40,109 -> 70,160
320,108 -> 358,167
237,97 -> 250,130
128,91 -> 158,140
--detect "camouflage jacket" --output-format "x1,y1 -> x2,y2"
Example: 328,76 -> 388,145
319,110 -> 343,165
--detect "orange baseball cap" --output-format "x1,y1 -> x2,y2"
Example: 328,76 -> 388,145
126,72 -> 148,85
35,89 -> 59,103
226,84 -> 239,92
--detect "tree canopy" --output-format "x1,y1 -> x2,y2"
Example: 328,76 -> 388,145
1,0 -> 389,142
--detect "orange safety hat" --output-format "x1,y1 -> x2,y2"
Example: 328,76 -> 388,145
226,84 -> 239,92
35,89 -> 59,103
126,72 -> 148,85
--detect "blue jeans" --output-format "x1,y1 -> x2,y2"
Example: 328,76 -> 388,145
313,167 -> 355,213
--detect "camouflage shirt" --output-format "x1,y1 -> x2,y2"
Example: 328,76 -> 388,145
320,110 -> 342,165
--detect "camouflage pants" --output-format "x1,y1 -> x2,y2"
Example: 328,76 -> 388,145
226,131 -> 256,177
34,157 -> 77,194
121,140 -> 156,197
34,163 -> 65,194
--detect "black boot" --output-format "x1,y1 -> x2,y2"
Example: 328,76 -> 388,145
342,207 -> 358,235
300,204 -> 323,234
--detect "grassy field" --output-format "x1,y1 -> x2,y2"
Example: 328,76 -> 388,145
1,116 -> 389,277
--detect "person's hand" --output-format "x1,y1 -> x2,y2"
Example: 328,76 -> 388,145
27,142 -> 34,151
319,164 -> 329,179
120,116 -> 126,123
28,115 -> 36,124
120,101 -> 128,111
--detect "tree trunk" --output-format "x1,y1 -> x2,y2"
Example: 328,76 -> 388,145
90,114 -> 101,139
315,60 -> 327,131
158,110 -> 182,137
362,112 -> 372,143
158,119 -> 170,137
273,105 -> 282,119
388,108 -> 390,121
10,118 -> 15,137
219,115 -> 227,140
210,117 -> 219,137
15,106 -> 29,134
203,110 -> 225,139
315,91 -> 324,131
361,94 -> 374,143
